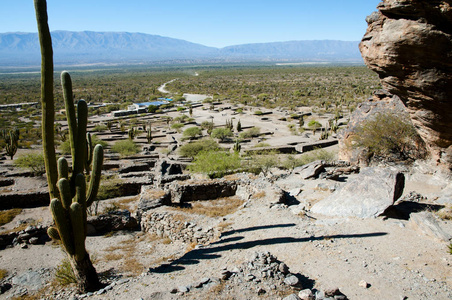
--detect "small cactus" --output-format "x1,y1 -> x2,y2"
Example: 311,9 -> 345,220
128,127 -> 135,140
233,139 -> 241,154
146,128 -> 152,143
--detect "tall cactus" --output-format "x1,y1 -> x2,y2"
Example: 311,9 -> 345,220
35,0 -> 102,292
4,129 -> 19,160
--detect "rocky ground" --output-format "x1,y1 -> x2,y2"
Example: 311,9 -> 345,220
0,158 -> 451,299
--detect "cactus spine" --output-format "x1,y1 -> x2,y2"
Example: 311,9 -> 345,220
35,0 -> 102,292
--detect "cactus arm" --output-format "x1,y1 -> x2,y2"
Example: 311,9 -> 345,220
86,144 -> 103,207
34,0 -> 58,199
74,173 -> 87,234
49,198 -> 74,255
70,202 -> 86,261
61,71 -> 77,161
85,132 -> 93,174
73,100 -> 88,179
58,178 -> 72,210
58,157 -> 69,180
47,226 -> 60,240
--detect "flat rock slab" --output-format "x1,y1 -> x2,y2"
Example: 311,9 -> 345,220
410,211 -> 451,242
310,167 -> 405,218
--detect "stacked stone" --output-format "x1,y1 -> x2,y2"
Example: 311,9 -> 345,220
141,212 -> 217,244
0,225 -> 49,249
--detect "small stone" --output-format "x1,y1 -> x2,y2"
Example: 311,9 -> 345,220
257,287 -> 266,295
178,285 -> 189,293
284,275 -> 300,287
221,270 -> 232,280
245,274 -> 255,281
298,289 -> 314,300
359,280 -> 369,288
21,244 -> 28,249
279,263 -> 289,274
170,288 -> 178,294
283,294 -> 301,300
29,237 -> 40,245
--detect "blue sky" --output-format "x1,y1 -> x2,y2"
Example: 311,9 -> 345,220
1,0 -> 380,48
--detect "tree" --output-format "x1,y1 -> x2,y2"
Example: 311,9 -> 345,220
182,126 -> 202,140
211,128 -> 233,142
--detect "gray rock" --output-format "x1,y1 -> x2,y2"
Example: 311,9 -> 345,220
279,263 -> 289,274
410,211 -> 451,242
12,271 -> 43,291
294,160 -> 325,179
137,186 -> 171,218
311,167 -> 404,218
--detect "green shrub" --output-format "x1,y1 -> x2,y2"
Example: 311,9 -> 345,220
179,138 -> 219,158
254,110 -> 263,115
93,124 -> 107,132
171,123 -> 185,132
182,126 -> 202,140
91,134 -> 109,149
211,128 -> 233,142
253,142 -> 271,148
250,151 -> 279,175
14,153 -> 46,176
239,127 -> 260,139
351,112 -> 424,161
188,150 -> 241,177
111,139 -> 139,157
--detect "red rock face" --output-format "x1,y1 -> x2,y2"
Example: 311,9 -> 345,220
360,0 -> 452,164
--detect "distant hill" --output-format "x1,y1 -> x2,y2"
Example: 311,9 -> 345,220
0,31 -> 362,66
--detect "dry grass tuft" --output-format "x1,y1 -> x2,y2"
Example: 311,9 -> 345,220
171,197 -> 244,218
253,191 -> 266,199
0,208 -> 22,227
143,189 -> 166,199
436,205 -> 452,220
0,269 -> 7,280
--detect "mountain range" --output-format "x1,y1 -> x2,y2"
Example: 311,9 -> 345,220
0,31 -> 362,66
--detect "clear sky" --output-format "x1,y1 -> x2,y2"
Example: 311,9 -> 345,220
1,0 -> 381,48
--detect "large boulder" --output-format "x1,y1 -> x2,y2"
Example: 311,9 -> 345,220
310,167 -> 405,218
360,0 -> 452,166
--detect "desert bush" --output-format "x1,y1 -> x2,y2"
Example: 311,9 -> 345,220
188,150 -> 241,177
250,150 -> 279,175
179,138 -> 220,158
91,134 -> 108,149
54,258 -> 77,286
351,112 -> 424,161
14,153 -> 46,176
182,126 -> 202,140
93,124 -> 107,132
239,127 -> 260,139
211,128 -> 233,142
111,139 -> 139,157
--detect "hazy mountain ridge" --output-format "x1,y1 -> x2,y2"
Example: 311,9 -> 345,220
0,31 -> 362,66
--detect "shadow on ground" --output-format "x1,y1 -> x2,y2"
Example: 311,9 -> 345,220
149,222 -> 387,274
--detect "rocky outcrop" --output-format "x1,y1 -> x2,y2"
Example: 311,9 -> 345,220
360,0 -> 452,165
310,167 -> 405,218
